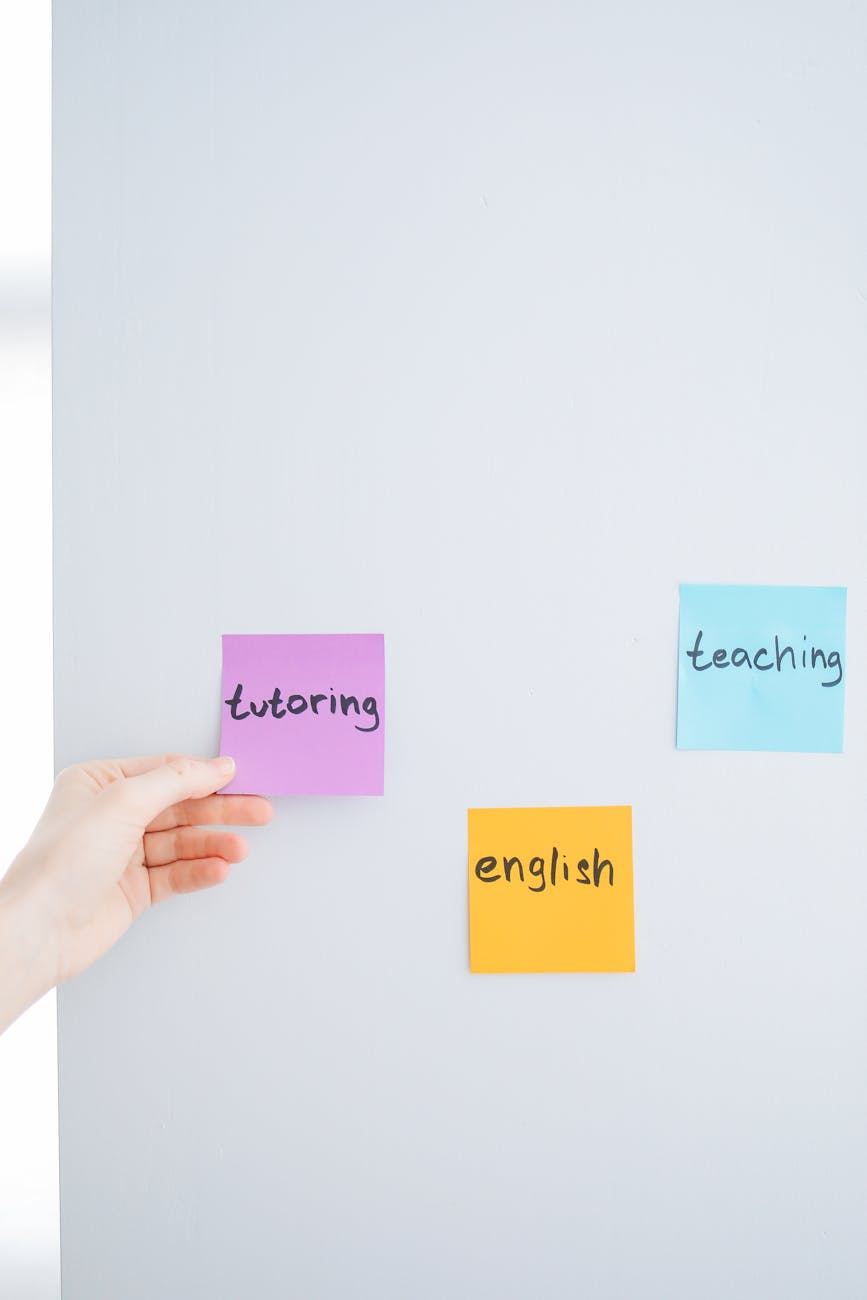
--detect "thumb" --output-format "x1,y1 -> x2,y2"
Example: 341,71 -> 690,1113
101,755 -> 236,826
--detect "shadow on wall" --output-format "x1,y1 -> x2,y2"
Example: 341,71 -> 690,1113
0,267 -> 50,342
3,1255 -> 59,1300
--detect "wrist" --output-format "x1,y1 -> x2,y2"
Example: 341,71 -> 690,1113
0,858 -> 61,1034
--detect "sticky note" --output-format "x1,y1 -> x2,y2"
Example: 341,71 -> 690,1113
468,806 -> 635,974
220,634 -> 385,795
676,584 -> 846,753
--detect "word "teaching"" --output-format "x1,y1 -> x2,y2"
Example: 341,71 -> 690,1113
685,631 -> 843,687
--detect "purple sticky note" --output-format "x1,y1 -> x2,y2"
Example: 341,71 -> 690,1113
219,634 -> 385,795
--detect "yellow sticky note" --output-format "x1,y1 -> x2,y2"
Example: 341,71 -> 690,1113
468,806 -> 635,973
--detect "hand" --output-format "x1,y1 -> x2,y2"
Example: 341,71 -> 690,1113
0,754 -> 273,1033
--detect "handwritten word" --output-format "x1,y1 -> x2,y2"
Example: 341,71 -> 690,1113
474,846 -> 613,893
224,684 -> 381,732
686,631 -> 842,687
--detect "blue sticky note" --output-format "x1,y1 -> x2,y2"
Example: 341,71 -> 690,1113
676,584 -> 847,752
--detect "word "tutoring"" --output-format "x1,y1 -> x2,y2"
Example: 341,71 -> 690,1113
686,631 -> 843,687
224,684 -> 381,732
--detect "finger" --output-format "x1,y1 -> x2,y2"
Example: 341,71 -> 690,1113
113,754 -> 221,779
60,754 -> 182,787
108,754 -> 183,778
144,828 -> 248,868
146,794 -> 274,833
99,756 -> 237,828
49,754 -> 186,820
147,856 -> 232,904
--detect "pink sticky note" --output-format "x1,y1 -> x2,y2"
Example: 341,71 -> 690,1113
219,634 -> 385,795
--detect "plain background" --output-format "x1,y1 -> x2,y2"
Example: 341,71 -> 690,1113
55,3 -> 866,1298
0,3 -> 58,1299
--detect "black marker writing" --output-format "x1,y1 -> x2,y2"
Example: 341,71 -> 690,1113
475,847 -> 614,893
224,684 -> 381,732
687,630 -> 842,687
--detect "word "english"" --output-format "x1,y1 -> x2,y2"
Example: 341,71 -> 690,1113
474,847 -> 613,893
686,631 -> 842,687
224,685 -> 381,732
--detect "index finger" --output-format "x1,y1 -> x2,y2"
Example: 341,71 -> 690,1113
146,793 -> 274,832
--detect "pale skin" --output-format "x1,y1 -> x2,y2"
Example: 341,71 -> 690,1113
0,754 -> 273,1035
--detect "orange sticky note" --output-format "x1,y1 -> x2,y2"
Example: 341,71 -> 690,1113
468,806 -> 635,973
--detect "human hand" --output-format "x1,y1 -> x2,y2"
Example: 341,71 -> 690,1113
0,754 -> 273,1033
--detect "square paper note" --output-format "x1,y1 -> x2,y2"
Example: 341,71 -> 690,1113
220,634 -> 385,795
676,585 -> 846,752
468,806 -> 635,974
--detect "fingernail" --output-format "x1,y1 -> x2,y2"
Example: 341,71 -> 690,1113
215,755 -> 235,773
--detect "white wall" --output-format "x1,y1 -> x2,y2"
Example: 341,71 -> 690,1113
0,7 -> 57,1299
54,4 -> 867,1297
